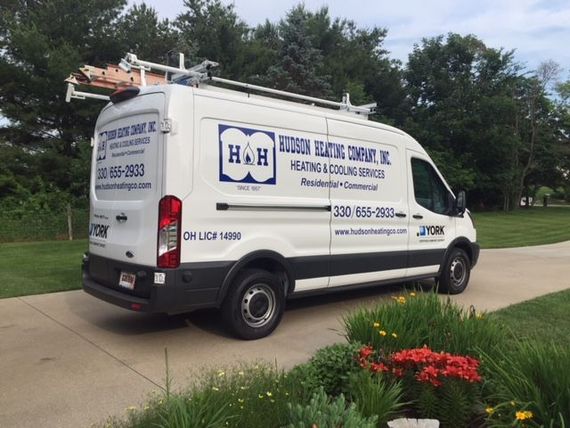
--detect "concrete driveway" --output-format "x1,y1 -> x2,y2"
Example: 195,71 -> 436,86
1,241 -> 569,428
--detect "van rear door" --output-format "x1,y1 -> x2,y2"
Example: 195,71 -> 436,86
89,91 -> 165,267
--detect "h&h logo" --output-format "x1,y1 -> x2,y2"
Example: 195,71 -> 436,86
219,124 -> 276,185
97,131 -> 107,162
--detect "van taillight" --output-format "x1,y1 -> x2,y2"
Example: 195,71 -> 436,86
157,196 -> 182,268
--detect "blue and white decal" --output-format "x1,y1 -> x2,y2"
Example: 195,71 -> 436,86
219,124 -> 276,185
97,131 -> 107,162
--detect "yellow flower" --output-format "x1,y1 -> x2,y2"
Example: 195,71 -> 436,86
266,391 -> 273,397
126,406 -> 137,411
410,292 -> 416,297
238,371 -> 244,376
476,312 -> 485,320
510,401 -> 516,407
212,386 -> 219,391
373,322 -> 381,328
392,295 -> 406,304
240,386 -> 247,390
515,410 -> 533,421
258,394 -> 264,399
217,370 -> 225,377
238,398 -> 244,403
379,330 -> 387,336
485,407 -> 495,415
391,332 -> 398,338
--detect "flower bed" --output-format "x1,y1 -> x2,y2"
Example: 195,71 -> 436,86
104,291 -> 569,428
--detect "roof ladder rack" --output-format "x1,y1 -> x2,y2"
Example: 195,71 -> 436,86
64,52 -> 377,118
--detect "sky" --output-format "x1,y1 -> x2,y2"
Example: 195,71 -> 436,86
130,0 -> 570,78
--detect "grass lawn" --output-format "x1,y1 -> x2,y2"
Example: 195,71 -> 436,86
491,288 -> 570,349
0,239 -> 87,299
473,206 -> 570,248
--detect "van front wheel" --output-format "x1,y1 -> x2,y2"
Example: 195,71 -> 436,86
438,248 -> 471,294
222,269 -> 285,340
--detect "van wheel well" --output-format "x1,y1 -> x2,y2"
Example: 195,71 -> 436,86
238,258 -> 292,296
453,242 -> 473,266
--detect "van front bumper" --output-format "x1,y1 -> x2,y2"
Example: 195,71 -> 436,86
82,253 -> 231,314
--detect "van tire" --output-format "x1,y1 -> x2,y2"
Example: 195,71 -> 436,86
221,269 -> 285,340
438,248 -> 471,294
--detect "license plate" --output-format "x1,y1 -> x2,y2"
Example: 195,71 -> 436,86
119,272 -> 136,290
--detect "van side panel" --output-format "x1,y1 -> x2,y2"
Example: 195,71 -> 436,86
182,92 -> 331,291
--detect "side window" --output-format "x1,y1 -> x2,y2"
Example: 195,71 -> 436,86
411,158 -> 451,215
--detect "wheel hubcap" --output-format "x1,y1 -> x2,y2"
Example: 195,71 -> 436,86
450,257 -> 466,287
241,284 -> 276,328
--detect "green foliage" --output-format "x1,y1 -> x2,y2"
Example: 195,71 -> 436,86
106,364 -> 309,428
482,341 -> 570,427
105,393 -> 234,428
285,388 -> 378,428
303,342 -> 363,396
348,371 -> 405,426
344,291 -> 505,358
261,5 -> 332,98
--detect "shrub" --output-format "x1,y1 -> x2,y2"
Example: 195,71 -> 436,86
301,342 -> 363,396
348,371 -> 405,426
285,388 -> 378,428
344,291 -> 505,358
483,341 -> 570,427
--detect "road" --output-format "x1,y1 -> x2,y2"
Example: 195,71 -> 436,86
1,241 -> 569,427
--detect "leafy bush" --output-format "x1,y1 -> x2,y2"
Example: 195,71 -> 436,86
301,342 -> 363,396
344,291 -> 504,358
348,371 -> 405,426
483,341 -> 570,427
285,388 -> 377,428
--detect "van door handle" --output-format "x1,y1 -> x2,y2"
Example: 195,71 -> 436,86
116,213 -> 128,222
395,212 -> 407,218
413,214 -> 423,219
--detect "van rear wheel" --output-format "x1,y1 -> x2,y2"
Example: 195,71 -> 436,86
438,248 -> 471,294
222,269 -> 285,340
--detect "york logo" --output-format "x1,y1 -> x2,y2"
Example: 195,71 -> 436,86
97,131 -> 107,162
89,223 -> 110,239
419,225 -> 445,237
219,124 -> 276,185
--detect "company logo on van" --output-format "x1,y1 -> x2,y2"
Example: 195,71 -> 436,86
97,131 -> 107,162
418,225 -> 445,237
219,124 -> 276,185
89,223 -> 109,239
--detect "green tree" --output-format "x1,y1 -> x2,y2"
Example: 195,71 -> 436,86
175,0 -> 249,79
403,33 -> 522,209
0,0 -> 176,202
262,5 -> 332,98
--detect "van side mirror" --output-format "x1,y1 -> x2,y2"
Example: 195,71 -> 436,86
455,190 -> 466,215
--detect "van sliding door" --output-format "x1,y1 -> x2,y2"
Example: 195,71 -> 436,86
327,119 -> 409,286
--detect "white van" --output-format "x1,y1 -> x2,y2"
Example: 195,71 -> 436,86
82,70 -> 479,339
